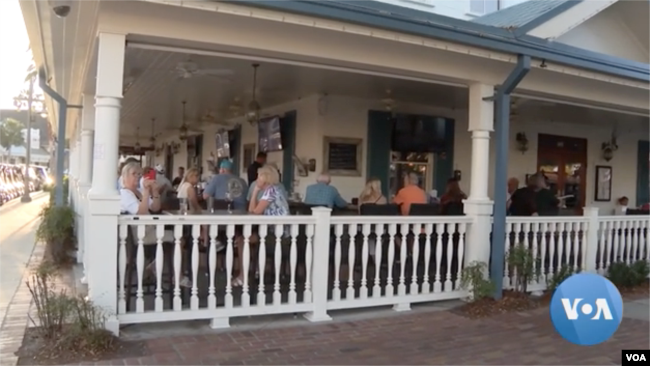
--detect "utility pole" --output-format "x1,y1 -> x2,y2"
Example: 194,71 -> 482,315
20,76 -> 34,203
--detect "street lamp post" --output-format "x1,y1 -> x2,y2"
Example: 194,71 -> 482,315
20,76 -> 34,203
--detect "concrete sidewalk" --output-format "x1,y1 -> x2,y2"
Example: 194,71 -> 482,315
0,192 -> 49,366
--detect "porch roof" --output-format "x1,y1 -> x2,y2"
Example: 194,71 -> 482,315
239,0 -> 649,82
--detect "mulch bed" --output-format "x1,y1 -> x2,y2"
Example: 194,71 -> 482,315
619,279 -> 650,300
16,327 -> 148,366
452,290 -> 543,319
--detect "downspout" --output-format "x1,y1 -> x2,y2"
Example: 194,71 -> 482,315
38,68 -> 82,207
489,55 -> 531,299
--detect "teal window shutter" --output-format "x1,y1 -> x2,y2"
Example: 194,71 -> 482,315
432,118 -> 455,191
281,111 -> 297,191
231,125 -> 242,176
366,110 -> 392,197
637,140 -> 649,206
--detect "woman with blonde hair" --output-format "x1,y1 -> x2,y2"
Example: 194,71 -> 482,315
358,177 -> 387,209
176,167 -> 202,214
233,165 -> 289,286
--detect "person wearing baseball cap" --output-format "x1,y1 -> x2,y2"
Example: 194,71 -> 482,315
203,160 -> 247,210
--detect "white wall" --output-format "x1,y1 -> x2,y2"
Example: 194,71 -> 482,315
152,94 -> 643,214
556,10 -> 649,63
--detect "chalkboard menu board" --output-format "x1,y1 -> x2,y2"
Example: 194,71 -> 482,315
323,137 -> 362,176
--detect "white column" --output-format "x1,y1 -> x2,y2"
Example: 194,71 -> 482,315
464,83 -> 495,266
583,207 -> 600,273
78,94 -> 96,278
86,32 -> 125,336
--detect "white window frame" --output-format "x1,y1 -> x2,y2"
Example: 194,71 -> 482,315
468,0 -> 500,16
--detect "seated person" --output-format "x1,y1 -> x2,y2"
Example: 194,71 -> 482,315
233,166 -> 290,287
614,196 -> 629,215
120,162 -> 162,215
247,165 -> 288,201
176,167 -> 202,214
358,178 -> 387,209
202,160 -> 247,210
439,178 -> 466,215
509,175 -> 538,216
393,172 -> 427,216
304,173 -> 348,209
171,167 -> 185,188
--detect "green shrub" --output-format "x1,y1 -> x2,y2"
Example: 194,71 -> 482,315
547,265 -> 575,293
506,243 -> 542,293
607,261 -> 649,288
36,202 -> 75,266
48,175 -> 69,204
460,261 -> 496,300
27,261 -> 115,353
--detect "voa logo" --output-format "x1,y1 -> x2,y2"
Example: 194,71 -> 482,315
550,273 -> 623,346
560,298 -> 613,320
625,353 -> 647,362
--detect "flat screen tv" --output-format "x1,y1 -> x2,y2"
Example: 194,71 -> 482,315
258,116 -> 283,153
391,115 -> 447,153
216,130 -> 231,158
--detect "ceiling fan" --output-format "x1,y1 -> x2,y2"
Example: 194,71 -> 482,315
175,60 -> 234,80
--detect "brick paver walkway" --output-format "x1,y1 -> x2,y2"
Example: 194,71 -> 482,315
72,306 -> 648,365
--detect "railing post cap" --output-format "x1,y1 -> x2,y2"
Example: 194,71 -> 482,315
582,206 -> 599,215
310,207 -> 332,214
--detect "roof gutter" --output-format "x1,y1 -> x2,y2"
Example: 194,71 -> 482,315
237,0 -> 648,82
39,67 -> 77,207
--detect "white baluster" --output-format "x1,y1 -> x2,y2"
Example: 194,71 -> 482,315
612,220 -> 621,263
173,225 -> 183,311
207,225 -> 218,309
443,224 -> 453,291
539,223 -> 548,283
421,224 -> 432,294
288,224 -> 299,304
273,224 -> 282,306
372,223 -> 384,299
598,221 -> 607,274
386,224 -> 396,297
332,224 -> 343,301
503,222 -> 512,289
241,224 -> 252,307
622,220 -> 630,264
455,223 -> 466,290
631,219 -> 640,263
409,223 -> 421,295
557,222 -> 567,272
135,225 -> 146,313
117,224 -> 128,314
433,223 -> 443,293
530,222 -> 539,287
359,224 -> 371,299
154,224 -> 164,312
548,222 -> 556,276
346,224 -> 356,300
190,224 -> 200,310
257,225 -> 268,306
303,224 -> 314,303
571,222 -> 579,272
225,224 -> 235,309
397,223 -> 408,297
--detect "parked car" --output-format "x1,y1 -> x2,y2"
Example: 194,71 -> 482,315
35,166 -> 54,191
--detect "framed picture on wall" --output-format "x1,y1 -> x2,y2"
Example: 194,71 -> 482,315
594,165 -> 612,202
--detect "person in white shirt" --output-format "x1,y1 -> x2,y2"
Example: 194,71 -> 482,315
614,196 -> 629,215
120,162 -> 162,214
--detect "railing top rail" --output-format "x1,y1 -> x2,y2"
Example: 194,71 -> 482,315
330,216 -> 473,225
117,214 -> 317,225
502,216 -> 589,223
598,215 -> 650,222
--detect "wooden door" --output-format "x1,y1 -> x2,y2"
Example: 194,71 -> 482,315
537,134 -> 587,215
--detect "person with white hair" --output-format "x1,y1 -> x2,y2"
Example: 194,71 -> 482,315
303,172 -> 347,208
393,172 -> 427,215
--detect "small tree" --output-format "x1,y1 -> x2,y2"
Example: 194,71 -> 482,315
0,118 -> 26,161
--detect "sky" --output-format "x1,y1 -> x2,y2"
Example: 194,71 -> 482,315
0,0 -> 33,110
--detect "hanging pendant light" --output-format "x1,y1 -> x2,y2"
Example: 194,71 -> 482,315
149,118 -> 156,149
179,101 -> 188,141
246,64 -> 261,125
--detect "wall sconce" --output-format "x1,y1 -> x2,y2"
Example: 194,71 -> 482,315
170,141 -> 181,155
601,141 -> 618,161
515,132 -> 529,154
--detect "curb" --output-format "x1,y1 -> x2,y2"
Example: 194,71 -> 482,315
0,241 -> 46,366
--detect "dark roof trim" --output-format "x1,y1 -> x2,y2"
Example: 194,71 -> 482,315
513,0 -> 582,37
235,0 -> 649,82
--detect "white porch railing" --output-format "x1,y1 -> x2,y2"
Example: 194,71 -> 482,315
113,210 -> 471,327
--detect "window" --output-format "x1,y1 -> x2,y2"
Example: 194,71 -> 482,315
469,0 -> 499,14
